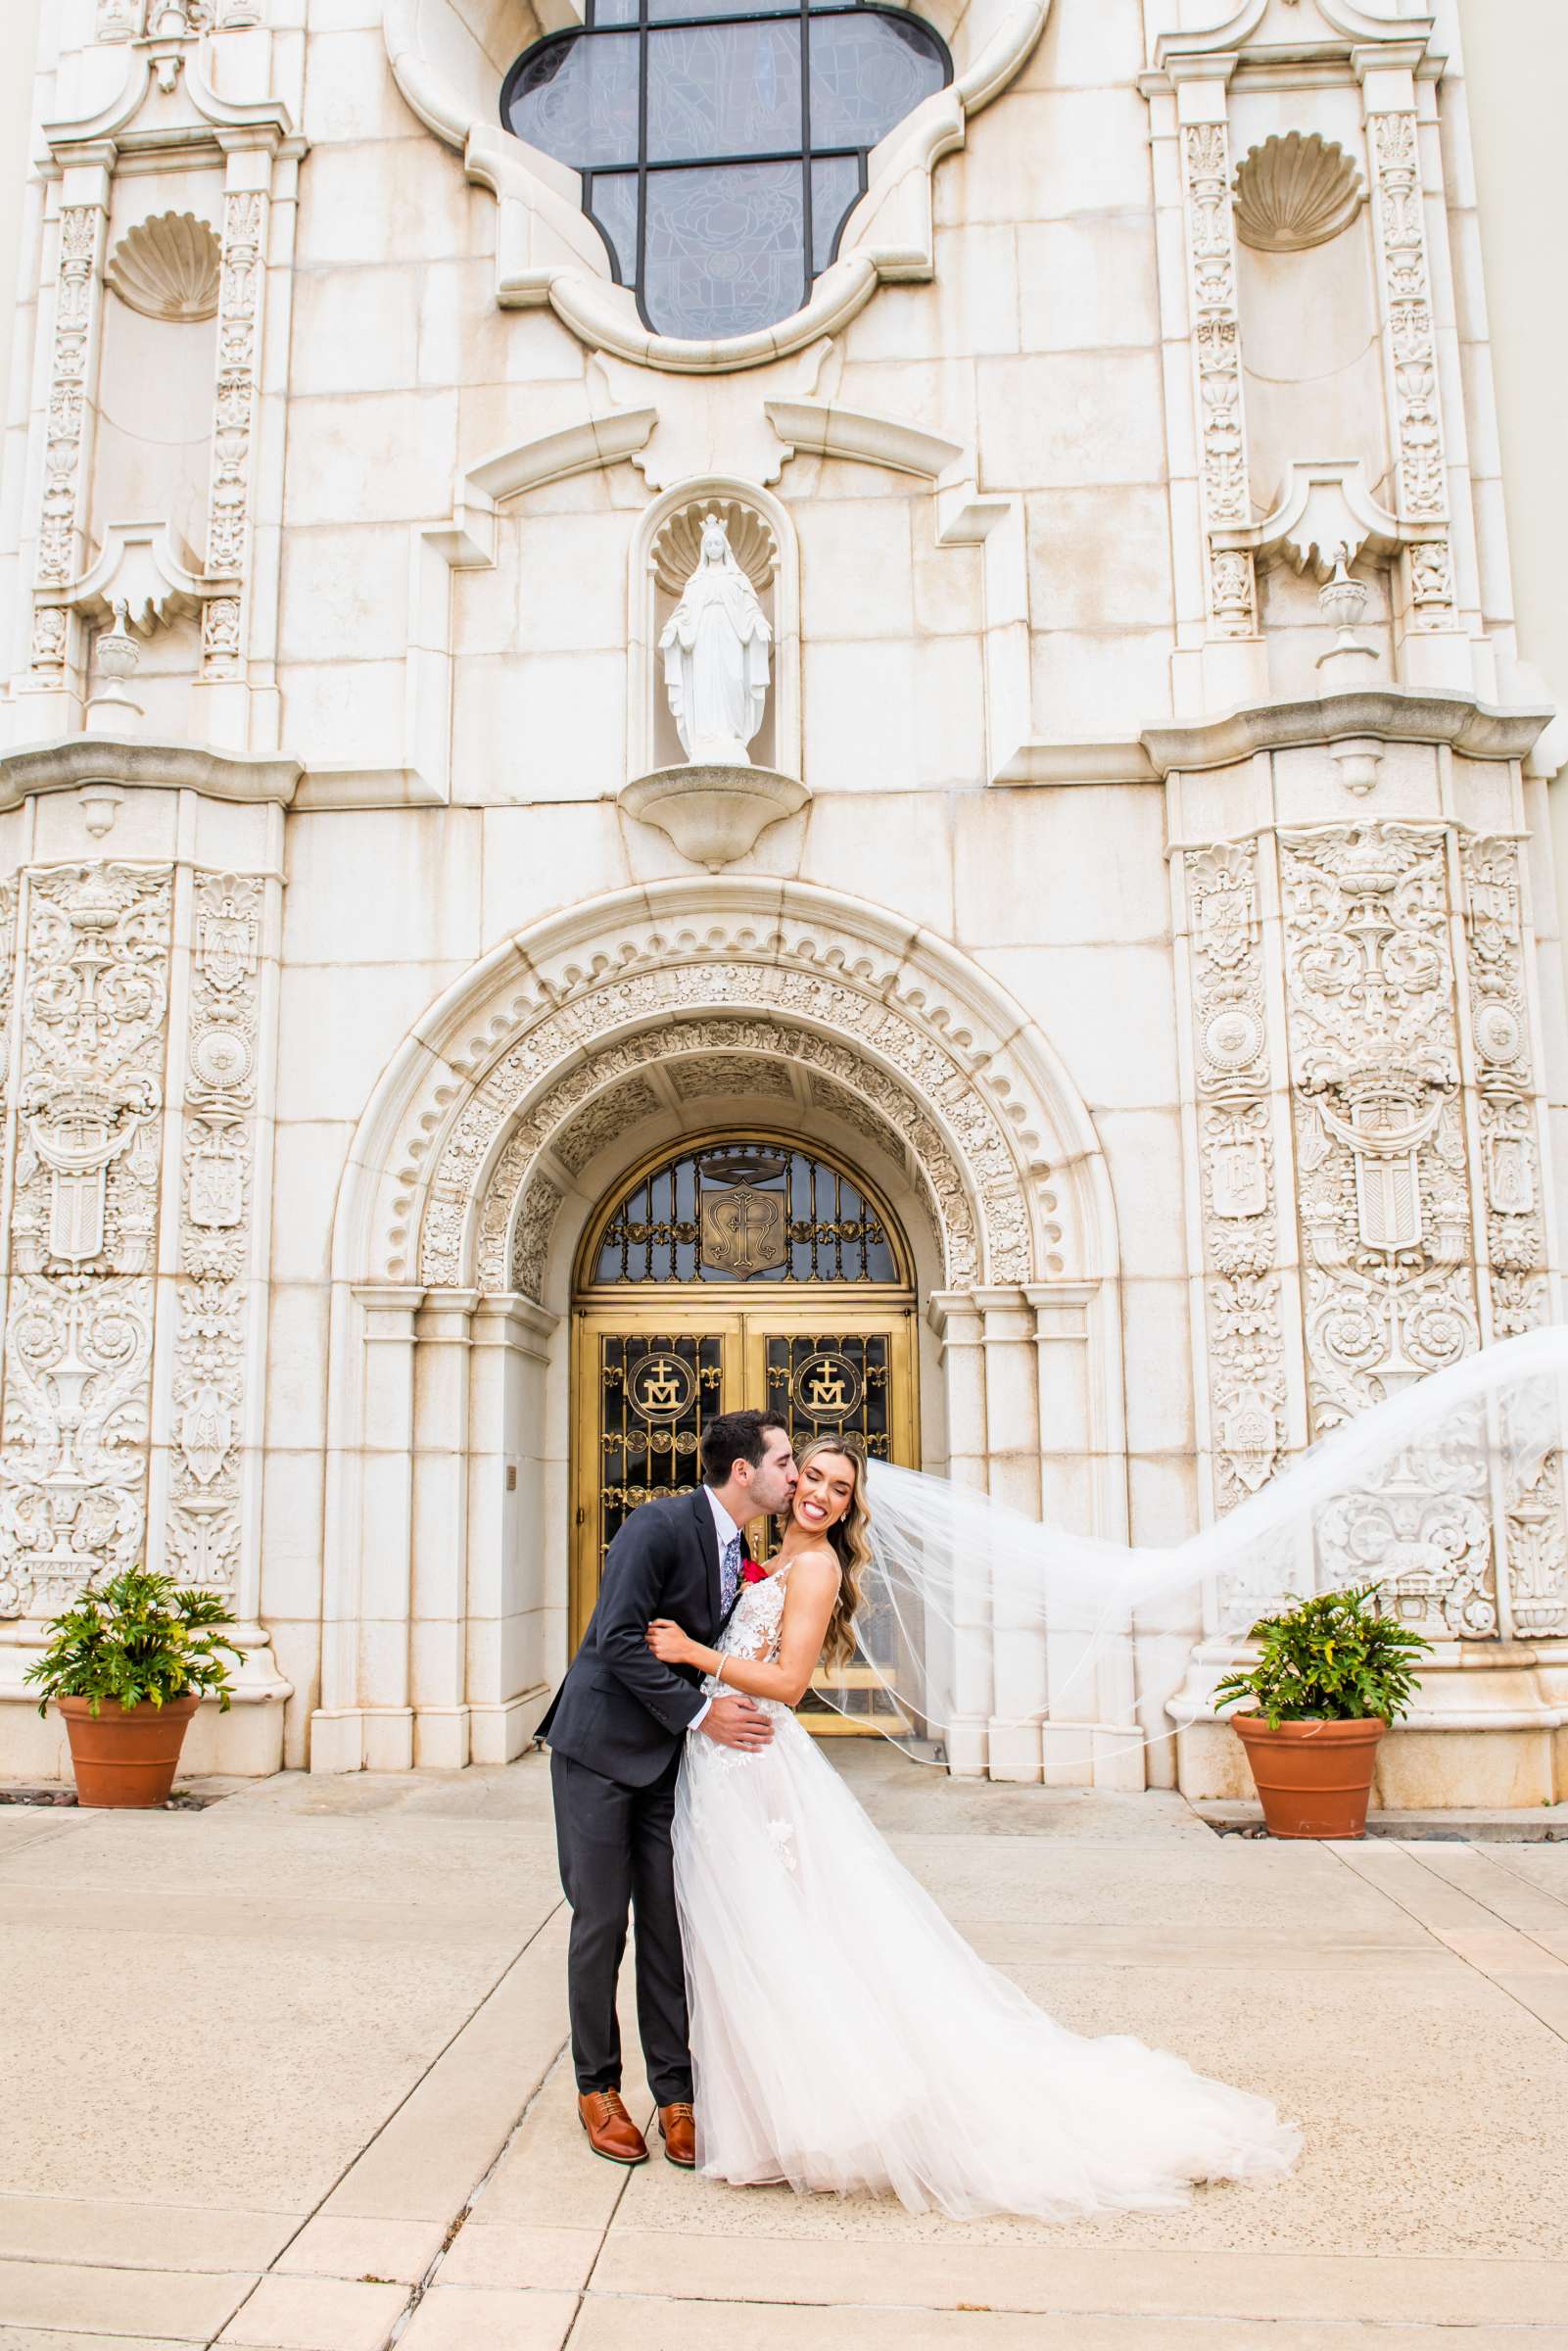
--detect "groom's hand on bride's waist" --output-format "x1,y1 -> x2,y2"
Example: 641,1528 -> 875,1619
697,1697 -> 774,1750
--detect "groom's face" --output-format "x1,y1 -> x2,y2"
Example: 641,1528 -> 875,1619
742,1425 -> 798,1519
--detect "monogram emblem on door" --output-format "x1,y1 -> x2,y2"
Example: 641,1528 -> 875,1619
790,1349 -> 864,1422
701,1184 -> 787,1279
628,1351 -> 698,1422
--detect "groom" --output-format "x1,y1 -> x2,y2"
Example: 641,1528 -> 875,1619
539,1408 -> 799,2168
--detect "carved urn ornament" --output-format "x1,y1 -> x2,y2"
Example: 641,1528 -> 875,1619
622,508 -> 806,870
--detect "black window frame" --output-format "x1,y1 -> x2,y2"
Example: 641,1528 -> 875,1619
499,0 -> 953,342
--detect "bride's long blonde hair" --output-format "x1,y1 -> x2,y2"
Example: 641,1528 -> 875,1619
792,1434 -> 872,1670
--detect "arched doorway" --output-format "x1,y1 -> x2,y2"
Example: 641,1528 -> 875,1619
571,1131 -> 920,1672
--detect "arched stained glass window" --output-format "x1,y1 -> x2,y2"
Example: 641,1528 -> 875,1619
590,1141 -> 902,1282
500,1 -> 950,343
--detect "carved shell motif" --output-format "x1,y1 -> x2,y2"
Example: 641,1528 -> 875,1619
106,212 -> 222,321
1232,132 -> 1364,255
651,499 -> 780,596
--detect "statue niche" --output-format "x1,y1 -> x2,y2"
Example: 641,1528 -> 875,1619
659,513 -> 772,768
620,492 -> 807,872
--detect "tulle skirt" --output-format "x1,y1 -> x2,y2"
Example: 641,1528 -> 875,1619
673,1708 -> 1301,2220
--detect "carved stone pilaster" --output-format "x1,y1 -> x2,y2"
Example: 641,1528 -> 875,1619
203,188 -> 267,675
166,873 -> 264,1595
34,205 -> 106,624
1183,841 -> 1289,1511
1178,116 -> 1258,641
1364,105 -> 1455,632
0,866 -> 172,1618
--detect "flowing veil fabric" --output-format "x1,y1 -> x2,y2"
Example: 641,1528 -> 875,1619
819,1328 -> 1568,1760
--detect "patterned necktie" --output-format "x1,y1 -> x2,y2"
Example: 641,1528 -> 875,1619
720,1531 -> 742,1617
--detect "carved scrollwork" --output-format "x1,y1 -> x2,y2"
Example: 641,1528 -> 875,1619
35,207 -> 103,606
203,190 -> 266,669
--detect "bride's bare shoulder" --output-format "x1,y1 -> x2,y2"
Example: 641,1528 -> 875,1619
785,1542 -> 842,1589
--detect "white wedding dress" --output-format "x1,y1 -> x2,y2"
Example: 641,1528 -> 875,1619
673,1559 -> 1302,2219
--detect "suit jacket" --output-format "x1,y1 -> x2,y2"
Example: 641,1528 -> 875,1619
538,1487 -> 727,1788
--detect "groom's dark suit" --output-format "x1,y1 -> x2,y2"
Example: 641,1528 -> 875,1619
539,1487 -> 728,2102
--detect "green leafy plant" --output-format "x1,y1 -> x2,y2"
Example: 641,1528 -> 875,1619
1213,1584 -> 1432,1731
24,1568 -> 242,1720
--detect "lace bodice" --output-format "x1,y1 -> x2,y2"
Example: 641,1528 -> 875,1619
704,1561 -> 791,1694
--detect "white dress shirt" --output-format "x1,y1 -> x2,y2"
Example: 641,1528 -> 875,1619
688,1486 -> 742,1733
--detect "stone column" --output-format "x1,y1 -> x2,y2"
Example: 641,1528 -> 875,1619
409,1288 -> 478,1768
927,1290 -> 990,1775
348,1283 -> 423,1771
466,1294 -> 557,1764
974,1285 -> 1047,1783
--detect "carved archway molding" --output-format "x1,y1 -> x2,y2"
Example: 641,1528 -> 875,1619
482,1018 -> 970,1300
334,879 -> 1118,1300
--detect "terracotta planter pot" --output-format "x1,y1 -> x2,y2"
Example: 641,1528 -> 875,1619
58,1694 -> 199,1809
1230,1712 -> 1386,1839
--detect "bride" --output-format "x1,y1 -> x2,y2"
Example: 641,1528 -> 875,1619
645,1433 -> 1303,2218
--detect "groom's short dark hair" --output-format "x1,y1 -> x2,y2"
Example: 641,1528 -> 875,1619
701,1409 -> 787,1487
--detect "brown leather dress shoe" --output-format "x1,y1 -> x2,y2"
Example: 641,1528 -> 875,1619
578,2089 -> 648,2166
659,2100 -> 696,2168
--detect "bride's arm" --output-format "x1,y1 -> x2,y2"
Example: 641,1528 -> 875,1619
647,1555 -> 840,1707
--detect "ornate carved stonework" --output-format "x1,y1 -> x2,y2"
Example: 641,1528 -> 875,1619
204,190 -> 266,667
167,873 -> 263,1594
0,866 -> 171,1617
1280,823 -> 1492,1638
1180,120 -> 1258,639
1184,841 -> 1289,1510
1367,109 -> 1454,626
409,927 -> 1040,1293
462,1021 -> 981,1298
510,1175 -> 564,1299
35,206 -> 103,606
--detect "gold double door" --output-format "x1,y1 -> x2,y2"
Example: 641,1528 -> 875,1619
571,1300 -> 917,1685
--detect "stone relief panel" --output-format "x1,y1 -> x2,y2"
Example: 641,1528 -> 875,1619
0,866 -> 171,1617
1183,841 -> 1289,1511
1280,822 -> 1492,1637
166,873 -> 264,1595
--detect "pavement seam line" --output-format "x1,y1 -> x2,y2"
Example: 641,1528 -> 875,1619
202,1897 -> 567,2351
1324,1841 -> 1568,2049
1396,1841 -> 1568,1963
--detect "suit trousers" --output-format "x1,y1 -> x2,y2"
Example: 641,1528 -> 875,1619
550,1745 -> 693,2105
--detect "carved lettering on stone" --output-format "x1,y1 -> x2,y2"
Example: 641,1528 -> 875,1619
1180,120 -> 1258,639
1183,842 -> 1288,1512
167,872 -> 265,1594
0,866 -> 170,1616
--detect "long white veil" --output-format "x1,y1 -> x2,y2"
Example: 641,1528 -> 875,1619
816,1327 -> 1568,1763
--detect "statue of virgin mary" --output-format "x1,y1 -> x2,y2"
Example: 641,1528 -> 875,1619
658,513 -> 773,767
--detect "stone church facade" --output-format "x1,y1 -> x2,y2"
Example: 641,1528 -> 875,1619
1,0 -> 1564,1804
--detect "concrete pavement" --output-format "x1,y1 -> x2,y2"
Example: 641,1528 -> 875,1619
2,1745 -> 1567,2349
